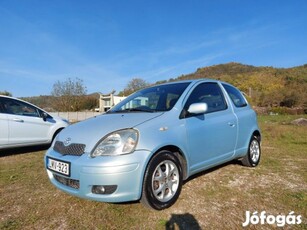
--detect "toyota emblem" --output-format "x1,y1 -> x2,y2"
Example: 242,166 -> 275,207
64,137 -> 71,146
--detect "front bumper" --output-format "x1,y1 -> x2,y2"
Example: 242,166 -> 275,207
45,148 -> 151,203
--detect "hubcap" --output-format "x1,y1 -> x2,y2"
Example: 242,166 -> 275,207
250,140 -> 260,163
151,160 -> 179,202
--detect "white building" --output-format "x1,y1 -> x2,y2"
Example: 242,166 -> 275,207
99,92 -> 126,112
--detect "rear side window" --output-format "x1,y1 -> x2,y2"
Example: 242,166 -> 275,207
222,84 -> 247,107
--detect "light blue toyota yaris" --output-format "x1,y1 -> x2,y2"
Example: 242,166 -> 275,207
45,79 -> 261,210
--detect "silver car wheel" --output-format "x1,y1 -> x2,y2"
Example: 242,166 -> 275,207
151,160 -> 179,202
250,139 -> 260,163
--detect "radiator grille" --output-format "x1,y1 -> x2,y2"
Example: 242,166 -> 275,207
54,141 -> 85,156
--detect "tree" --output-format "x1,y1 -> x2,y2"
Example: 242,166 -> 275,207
0,91 -> 12,96
51,78 -> 87,111
120,78 -> 149,96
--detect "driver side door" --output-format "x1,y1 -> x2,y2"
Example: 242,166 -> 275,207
183,82 -> 238,174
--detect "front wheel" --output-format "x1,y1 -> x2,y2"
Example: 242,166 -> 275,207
241,136 -> 261,167
141,151 -> 183,210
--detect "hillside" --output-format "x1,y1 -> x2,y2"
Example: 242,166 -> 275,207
158,62 -> 307,109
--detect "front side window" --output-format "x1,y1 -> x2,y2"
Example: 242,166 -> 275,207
222,84 -> 247,107
184,82 -> 227,113
2,98 -> 40,117
109,82 -> 191,113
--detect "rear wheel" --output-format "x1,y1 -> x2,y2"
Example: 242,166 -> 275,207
241,136 -> 261,167
141,151 -> 183,210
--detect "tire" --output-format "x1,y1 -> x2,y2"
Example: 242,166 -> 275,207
241,136 -> 261,167
141,151 -> 183,210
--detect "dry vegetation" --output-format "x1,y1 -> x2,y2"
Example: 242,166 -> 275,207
158,62 -> 307,110
1,115 -> 306,229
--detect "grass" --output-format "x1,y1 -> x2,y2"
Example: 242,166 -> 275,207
0,115 -> 306,229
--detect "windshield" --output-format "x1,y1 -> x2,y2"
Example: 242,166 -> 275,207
109,82 -> 191,113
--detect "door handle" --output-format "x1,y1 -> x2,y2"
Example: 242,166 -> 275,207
228,122 -> 235,127
13,118 -> 24,123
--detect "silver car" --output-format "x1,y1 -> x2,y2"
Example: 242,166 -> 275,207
0,95 -> 69,149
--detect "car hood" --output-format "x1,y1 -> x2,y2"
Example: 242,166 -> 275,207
56,112 -> 163,152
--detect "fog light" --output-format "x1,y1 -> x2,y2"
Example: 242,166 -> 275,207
92,185 -> 105,194
92,185 -> 117,194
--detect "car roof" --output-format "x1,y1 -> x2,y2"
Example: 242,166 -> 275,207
0,95 -> 20,100
0,95 -> 32,103
154,78 -> 221,86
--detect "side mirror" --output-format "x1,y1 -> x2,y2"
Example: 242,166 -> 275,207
42,112 -> 48,122
187,103 -> 208,114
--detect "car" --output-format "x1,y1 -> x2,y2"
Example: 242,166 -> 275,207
45,79 -> 261,210
0,95 -> 69,149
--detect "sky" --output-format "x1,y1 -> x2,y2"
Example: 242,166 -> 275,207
0,0 -> 306,97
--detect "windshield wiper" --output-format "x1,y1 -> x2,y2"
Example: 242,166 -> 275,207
113,108 -> 154,113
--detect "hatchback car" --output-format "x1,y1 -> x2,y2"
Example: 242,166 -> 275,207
45,79 -> 261,210
0,95 -> 69,149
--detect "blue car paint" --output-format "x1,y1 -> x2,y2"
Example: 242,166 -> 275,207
45,79 -> 260,203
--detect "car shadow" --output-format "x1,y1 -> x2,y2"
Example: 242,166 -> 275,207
165,213 -> 201,230
0,144 -> 50,157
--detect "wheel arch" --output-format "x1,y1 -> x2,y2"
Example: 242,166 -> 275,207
148,145 -> 188,180
252,130 -> 261,142
51,127 -> 65,142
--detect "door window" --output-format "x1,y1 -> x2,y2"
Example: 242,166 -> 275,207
184,82 -> 227,113
2,98 -> 40,117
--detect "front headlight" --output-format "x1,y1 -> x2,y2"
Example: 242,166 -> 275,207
91,129 -> 139,157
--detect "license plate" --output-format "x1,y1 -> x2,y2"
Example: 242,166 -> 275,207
47,157 -> 70,176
